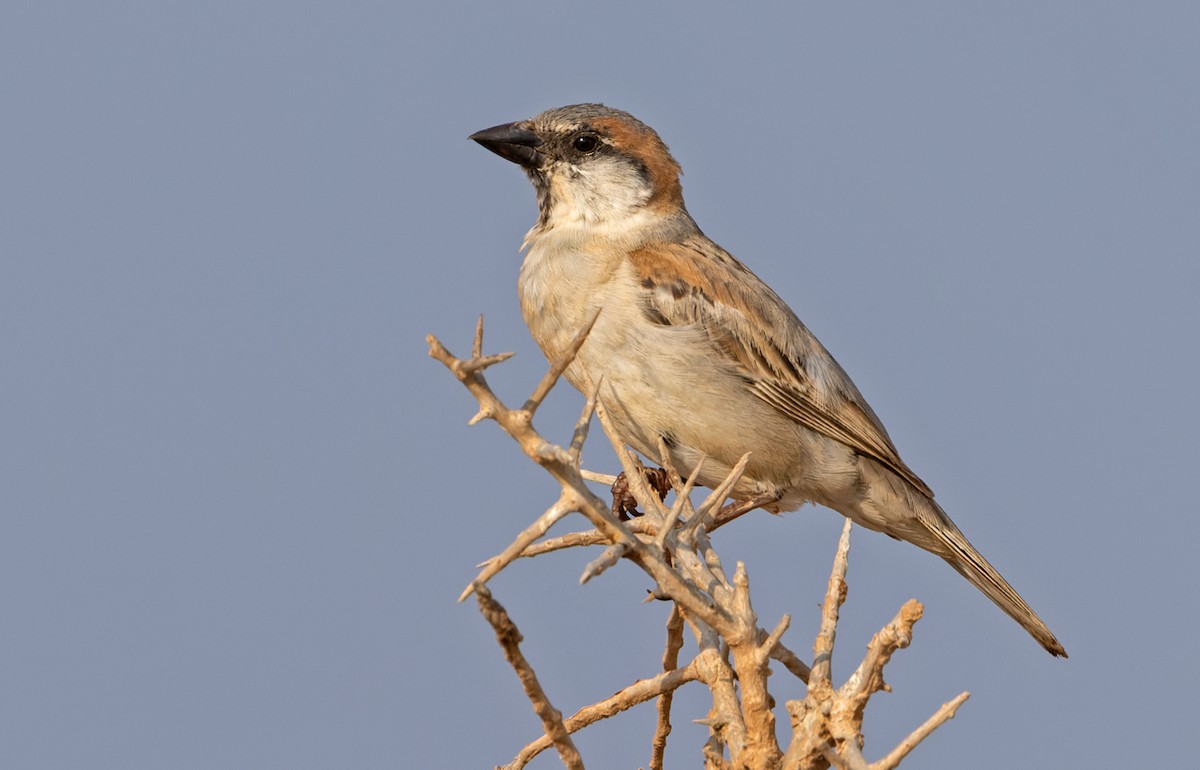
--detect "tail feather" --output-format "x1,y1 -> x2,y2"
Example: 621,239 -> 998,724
851,458 -> 1066,657
921,500 -> 1067,658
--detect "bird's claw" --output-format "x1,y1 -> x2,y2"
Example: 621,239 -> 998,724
611,466 -> 672,520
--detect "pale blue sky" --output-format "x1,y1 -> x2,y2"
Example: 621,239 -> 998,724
3,2 -> 1197,768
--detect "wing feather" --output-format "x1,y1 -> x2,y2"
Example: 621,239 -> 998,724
628,236 -> 933,498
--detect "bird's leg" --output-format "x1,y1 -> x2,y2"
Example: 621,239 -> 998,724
610,465 -> 672,520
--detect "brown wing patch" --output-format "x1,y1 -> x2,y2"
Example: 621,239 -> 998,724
628,238 -> 735,308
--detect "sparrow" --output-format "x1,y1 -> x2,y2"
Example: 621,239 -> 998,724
470,103 -> 1066,657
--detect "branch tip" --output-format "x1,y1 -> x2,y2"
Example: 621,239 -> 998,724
525,308 -> 602,412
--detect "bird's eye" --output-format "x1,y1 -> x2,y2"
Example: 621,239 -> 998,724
572,134 -> 599,153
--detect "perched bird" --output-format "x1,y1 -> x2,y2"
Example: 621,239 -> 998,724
470,103 -> 1066,657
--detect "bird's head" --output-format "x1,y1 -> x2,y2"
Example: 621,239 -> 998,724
471,104 -> 687,231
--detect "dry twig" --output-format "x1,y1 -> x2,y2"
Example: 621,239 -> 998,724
475,584 -> 583,770
503,656 -> 703,770
650,605 -> 686,770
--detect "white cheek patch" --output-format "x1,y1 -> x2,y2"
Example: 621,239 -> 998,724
548,157 -> 653,225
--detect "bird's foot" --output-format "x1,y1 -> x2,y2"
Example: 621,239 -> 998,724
610,466 -> 672,520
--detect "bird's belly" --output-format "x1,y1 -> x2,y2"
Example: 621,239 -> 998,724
575,318 -> 858,508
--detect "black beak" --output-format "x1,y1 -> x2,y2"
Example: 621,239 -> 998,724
469,122 -> 543,169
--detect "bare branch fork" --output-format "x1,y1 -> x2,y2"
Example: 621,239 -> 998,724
428,316 -> 969,770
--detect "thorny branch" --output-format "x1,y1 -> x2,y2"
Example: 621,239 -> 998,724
428,316 -> 969,770
650,605 -> 686,770
475,584 -> 583,770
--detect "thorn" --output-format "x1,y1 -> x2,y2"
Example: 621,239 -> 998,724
524,308 -> 601,412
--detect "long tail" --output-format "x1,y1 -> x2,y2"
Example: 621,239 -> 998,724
919,497 -> 1067,657
854,460 -> 1067,657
